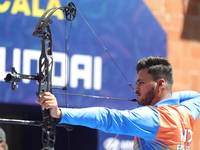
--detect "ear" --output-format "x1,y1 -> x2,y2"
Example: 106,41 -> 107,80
157,78 -> 165,87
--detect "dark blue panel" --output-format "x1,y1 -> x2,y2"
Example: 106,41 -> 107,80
0,0 -> 166,110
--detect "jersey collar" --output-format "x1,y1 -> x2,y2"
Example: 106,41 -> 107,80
154,98 -> 180,107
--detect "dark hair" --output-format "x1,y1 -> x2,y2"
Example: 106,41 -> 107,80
136,56 -> 173,90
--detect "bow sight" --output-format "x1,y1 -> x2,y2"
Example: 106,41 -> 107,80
4,67 -> 39,90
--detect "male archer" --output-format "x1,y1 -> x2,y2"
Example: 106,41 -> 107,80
36,56 -> 200,149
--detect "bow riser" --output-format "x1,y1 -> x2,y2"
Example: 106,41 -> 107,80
37,23 -> 56,150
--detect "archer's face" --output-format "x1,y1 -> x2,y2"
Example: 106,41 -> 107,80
134,68 -> 157,106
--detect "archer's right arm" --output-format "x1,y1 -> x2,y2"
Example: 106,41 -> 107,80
173,91 -> 200,120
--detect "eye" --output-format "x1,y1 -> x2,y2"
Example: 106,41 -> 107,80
136,81 -> 144,86
139,81 -> 144,85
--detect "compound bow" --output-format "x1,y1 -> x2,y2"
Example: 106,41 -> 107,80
3,2 -> 76,150
2,1 -> 137,150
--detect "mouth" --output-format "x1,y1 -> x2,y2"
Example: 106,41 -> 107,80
135,92 -> 140,97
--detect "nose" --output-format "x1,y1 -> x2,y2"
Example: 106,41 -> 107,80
134,86 -> 139,92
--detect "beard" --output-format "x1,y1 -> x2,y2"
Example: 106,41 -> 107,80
137,86 -> 156,106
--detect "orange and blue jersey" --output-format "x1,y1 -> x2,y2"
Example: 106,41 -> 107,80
59,91 -> 200,150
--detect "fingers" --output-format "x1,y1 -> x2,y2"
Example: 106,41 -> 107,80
35,92 -> 61,118
35,92 -> 57,110
41,92 -> 55,102
35,92 -> 54,104
42,100 -> 58,110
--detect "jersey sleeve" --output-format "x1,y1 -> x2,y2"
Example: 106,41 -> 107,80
172,91 -> 200,102
59,106 -> 160,139
173,91 -> 200,120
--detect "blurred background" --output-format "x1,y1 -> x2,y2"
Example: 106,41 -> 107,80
0,0 -> 199,149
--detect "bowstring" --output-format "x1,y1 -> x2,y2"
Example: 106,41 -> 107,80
76,6 -> 135,91
106,134 -> 119,150
64,14 -> 73,150
75,6 -> 136,150
64,17 -> 73,108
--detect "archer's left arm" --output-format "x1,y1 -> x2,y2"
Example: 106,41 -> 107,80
58,106 -> 159,138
